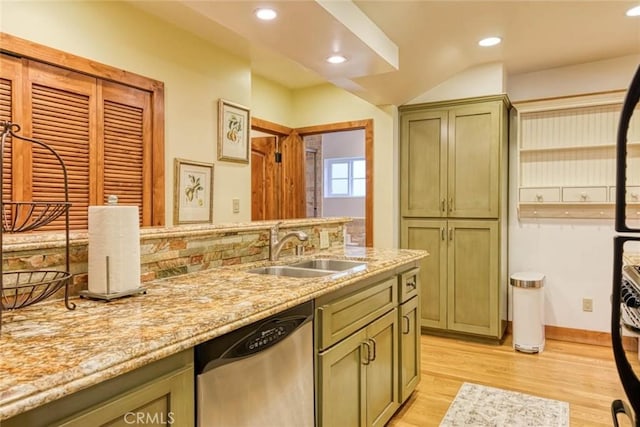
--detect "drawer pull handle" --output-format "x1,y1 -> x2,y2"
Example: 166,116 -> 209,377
449,228 -> 453,241
580,192 -> 588,201
631,192 -> 639,201
536,193 -> 543,202
441,198 -> 446,212
402,315 -> 411,334
362,341 -> 372,365
448,198 -> 453,212
441,227 -> 445,241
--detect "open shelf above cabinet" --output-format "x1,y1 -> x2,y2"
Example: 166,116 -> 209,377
515,91 -> 640,219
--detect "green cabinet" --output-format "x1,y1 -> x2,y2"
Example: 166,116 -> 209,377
316,275 -> 401,427
398,268 -> 420,403
400,99 -> 505,219
402,218 -> 504,339
400,95 -> 508,341
318,309 -> 398,427
4,350 -> 194,427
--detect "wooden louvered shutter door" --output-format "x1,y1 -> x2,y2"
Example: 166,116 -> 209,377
27,61 -> 96,230
0,54 -> 22,211
99,81 -> 151,226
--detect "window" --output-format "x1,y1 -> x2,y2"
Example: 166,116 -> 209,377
0,34 -> 165,229
325,158 -> 366,197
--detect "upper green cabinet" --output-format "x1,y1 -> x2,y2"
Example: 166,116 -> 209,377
400,97 -> 508,219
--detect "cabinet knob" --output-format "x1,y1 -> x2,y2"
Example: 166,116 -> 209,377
580,192 -> 588,201
631,192 -> 639,201
405,279 -> 417,290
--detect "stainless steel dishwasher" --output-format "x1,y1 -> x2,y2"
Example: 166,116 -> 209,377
195,301 -> 314,427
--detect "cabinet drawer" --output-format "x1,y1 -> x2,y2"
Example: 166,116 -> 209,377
399,268 -> 419,303
610,186 -> 640,203
519,187 -> 560,203
562,186 -> 607,202
316,277 -> 397,350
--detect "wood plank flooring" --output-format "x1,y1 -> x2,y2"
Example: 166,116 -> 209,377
388,334 -> 640,426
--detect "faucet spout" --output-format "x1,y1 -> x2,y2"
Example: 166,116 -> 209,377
269,223 -> 309,261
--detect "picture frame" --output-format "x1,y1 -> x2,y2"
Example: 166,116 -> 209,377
173,158 -> 214,224
217,99 -> 250,163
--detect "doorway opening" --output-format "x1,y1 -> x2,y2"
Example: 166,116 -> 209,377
250,118 -> 373,247
303,130 -> 366,246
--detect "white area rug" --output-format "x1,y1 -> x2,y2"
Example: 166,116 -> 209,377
440,382 -> 570,426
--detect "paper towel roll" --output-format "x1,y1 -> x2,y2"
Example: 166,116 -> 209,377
88,205 -> 141,294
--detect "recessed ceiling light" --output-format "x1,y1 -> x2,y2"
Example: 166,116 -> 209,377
626,5 -> 640,16
255,8 -> 277,21
326,55 -> 347,64
478,37 -> 502,47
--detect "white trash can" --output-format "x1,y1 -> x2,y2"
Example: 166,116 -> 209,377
510,272 -> 545,353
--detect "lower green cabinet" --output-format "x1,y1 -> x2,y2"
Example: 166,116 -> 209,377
57,364 -> 193,427
4,350 -> 194,427
318,309 -> 399,427
399,295 -> 420,402
315,266 -> 422,427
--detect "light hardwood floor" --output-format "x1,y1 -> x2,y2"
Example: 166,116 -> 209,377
388,334 -> 640,426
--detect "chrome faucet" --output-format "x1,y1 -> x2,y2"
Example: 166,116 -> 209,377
269,222 -> 309,261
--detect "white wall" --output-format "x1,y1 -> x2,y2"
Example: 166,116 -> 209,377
507,55 -> 640,102
292,84 -> 396,248
508,56 -> 640,332
2,0 -> 253,225
407,62 -> 506,104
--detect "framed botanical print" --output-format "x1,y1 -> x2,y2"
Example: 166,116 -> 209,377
217,99 -> 250,163
173,158 -> 214,224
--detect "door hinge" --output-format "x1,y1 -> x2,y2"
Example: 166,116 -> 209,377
274,152 -> 282,163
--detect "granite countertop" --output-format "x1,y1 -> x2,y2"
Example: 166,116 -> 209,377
0,246 -> 426,421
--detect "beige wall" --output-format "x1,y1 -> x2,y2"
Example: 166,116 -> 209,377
251,75 -> 294,127
2,0 -> 253,225
3,1 -> 395,242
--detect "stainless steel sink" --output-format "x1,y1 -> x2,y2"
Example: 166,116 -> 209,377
246,259 -> 368,278
289,259 -> 367,272
246,266 -> 334,278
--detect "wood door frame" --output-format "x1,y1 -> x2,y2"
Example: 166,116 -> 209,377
251,117 -> 373,247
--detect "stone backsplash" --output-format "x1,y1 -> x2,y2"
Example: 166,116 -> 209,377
1,218 -> 349,300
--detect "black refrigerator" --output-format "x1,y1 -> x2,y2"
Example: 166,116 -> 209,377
612,64 -> 640,426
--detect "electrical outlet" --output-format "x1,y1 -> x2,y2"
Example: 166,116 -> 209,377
582,298 -> 593,312
320,230 -> 330,249
232,198 -> 240,213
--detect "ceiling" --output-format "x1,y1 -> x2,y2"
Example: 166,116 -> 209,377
130,1 -> 640,106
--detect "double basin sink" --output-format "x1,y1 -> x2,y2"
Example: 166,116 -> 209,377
247,259 -> 367,278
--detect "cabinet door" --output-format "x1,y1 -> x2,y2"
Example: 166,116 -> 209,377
447,220 -> 500,337
401,219 -> 447,330
318,329 -> 368,427
365,309 -> 399,427
448,102 -> 502,218
55,365 -> 194,427
399,296 -> 420,403
400,109 -> 448,217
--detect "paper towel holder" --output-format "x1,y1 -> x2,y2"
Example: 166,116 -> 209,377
80,255 -> 147,301
80,196 -> 147,302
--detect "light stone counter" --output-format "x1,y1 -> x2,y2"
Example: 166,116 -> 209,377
0,246 -> 427,421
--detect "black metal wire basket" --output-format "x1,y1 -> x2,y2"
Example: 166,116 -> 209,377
0,121 -> 75,324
